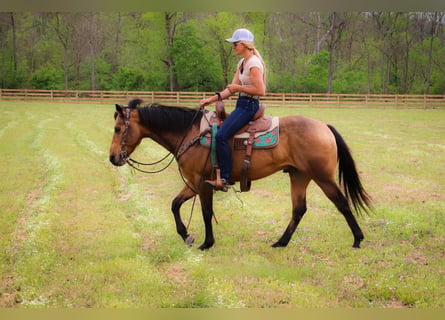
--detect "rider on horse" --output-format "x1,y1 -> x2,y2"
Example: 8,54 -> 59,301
200,28 -> 267,191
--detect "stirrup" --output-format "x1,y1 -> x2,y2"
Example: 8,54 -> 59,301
205,169 -> 230,192
205,179 -> 229,192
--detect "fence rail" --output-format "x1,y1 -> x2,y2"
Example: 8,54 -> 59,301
1,89 -> 444,109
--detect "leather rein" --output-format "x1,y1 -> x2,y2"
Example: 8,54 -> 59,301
119,105 -> 208,175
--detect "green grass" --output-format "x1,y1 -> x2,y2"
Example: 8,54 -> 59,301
0,101 -> 444,308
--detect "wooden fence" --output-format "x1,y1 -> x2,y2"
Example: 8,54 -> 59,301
0,89 -> 444,109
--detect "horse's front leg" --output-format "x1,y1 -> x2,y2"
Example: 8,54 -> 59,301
171,185 -> 197,246
198,185 -> 215,250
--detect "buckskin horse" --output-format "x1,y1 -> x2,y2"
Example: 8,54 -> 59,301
109,98 -> 371,250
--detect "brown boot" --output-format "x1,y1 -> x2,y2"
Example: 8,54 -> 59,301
205,178 -> 233,192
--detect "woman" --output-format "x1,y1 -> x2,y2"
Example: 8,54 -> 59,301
200,28 -> 266,191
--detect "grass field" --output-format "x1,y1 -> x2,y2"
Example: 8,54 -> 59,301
0,101 -> 444,308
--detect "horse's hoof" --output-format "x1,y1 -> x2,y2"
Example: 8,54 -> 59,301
352,241 -> 361,248
185,235 -> 195,246
198,242 -> 214,251
352,236 -> 363,248
271,241 -> 287,248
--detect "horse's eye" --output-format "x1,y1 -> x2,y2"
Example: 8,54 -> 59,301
114,126 -> 121,134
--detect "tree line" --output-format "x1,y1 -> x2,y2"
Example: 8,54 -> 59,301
1,12 -> 444,94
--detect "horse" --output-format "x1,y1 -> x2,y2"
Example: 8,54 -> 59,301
109,98 -> 371,250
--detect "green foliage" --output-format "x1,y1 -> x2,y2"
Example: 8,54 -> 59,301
172,23 -> 223,91
298,51 -> 329,93
428,38 -> 445,94
267,71 -> 295,93
135,12 -> 169,91
199,12 -> 246,86
333,70 -> 368,94
430,73 -> 445,94
29,66 -> 64,90
0,12 -> 445,94
112,67 -> 145,91
94,57 -> 113,91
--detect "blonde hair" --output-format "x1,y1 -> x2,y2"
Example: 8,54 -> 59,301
240,41 -> 267,90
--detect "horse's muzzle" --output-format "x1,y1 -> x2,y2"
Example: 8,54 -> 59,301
109,154 -> 125,166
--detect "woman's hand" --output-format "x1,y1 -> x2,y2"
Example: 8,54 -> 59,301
226,84 -> 240,94
199,98 -> 212,107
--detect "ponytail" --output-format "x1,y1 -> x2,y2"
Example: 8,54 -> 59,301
240,41 -> 267,90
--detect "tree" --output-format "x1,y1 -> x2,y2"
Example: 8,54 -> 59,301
30,66 -> 64,89
371,12 -> 406,94
0,12 -> 444,94
112,66 -> 144,90
84,12 -> 103,91
295,12 -> 350,93
0,13 -> 19,87
203,12 -> 242,87
324,12 -> 348,94
47,12 -> 75,90
9,13 -> 18,73
299,50 -> 329,93
422,12 -> 444,94
162,12 -> 183,91
172,23 -> 222,91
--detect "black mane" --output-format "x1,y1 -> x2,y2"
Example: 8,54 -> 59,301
132,100 -> 202,133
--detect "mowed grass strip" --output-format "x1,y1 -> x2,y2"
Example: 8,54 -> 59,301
0,101 -> 444,308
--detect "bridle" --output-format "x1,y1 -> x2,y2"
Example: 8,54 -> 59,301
119,107 -> 131,162
118,105 -> 209,175
117,104 -> 221,227
119,106 -> 174,174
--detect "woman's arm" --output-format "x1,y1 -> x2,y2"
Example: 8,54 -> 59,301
199,68 -> 241,106
226,66 -> 265,96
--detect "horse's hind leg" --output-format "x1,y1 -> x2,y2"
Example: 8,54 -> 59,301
171,186 -> 197,245
316,179 -> 364,248
272,168 -> 310,248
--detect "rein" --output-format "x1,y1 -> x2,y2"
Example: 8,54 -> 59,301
118,104 -> 219,227
119,107 -> 175,174
119,104 -> 208,184
126,155 -> 175,174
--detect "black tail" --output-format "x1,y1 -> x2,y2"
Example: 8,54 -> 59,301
327,125 -> 372,214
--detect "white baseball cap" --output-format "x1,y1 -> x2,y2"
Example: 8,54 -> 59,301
225,28 -> 254,43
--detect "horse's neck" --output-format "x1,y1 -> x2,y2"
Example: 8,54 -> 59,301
146,132 -> 176,154
147,129 -> 195,156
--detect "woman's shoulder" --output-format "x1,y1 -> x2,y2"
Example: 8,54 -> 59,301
246,55 -> 264,70
248,55 -> 261,63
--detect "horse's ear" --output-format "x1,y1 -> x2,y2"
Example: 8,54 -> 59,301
128,98 -> 143,109
115,104 -> 123,113
115,104 -> 124,119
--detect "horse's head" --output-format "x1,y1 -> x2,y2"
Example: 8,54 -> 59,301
109,99 -> 144,166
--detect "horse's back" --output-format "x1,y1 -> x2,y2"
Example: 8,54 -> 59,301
280,114 -> 336,148
274,115 -> 338,175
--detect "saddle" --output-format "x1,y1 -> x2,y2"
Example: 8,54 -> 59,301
200,102 -> 279,192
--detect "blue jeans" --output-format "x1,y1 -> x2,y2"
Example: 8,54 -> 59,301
215,96 -> 259,181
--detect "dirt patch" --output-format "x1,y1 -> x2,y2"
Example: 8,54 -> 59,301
140,234 -> 158,251
163,264 -> 189,285
0,275 -> 20,307
403,252 -> 428,265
